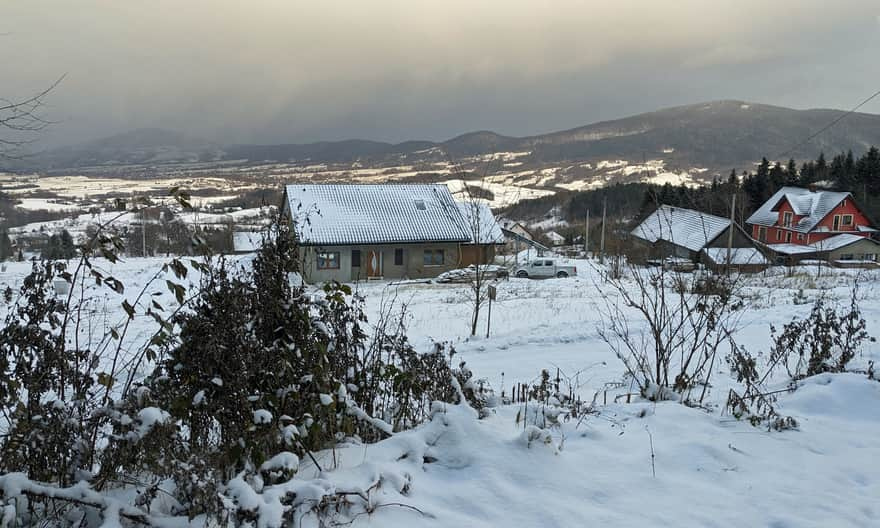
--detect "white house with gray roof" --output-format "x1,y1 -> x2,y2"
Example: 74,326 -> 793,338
281,183 -> 502,282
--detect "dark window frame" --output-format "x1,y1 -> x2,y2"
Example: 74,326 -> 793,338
423,248 -> 445,266
394,248 -> 404,266
317,251 -> 341,270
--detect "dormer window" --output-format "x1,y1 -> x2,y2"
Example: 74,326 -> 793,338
782,211 -> 793,227
414,199 -> 426,210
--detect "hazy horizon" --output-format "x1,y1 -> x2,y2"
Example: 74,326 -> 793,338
4,1 -> 880,149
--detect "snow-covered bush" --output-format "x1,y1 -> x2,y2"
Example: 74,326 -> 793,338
771,285 -> 874,379
0,215 -> 474,525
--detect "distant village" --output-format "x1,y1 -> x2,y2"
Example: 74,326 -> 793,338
4,175 -> 880,282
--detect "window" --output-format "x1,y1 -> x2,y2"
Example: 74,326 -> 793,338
532,260 -> 543,267
840,253 -> 854,261
758,227 -> 767,242
423,249 -> 444,266
833,215 -> 841,230
544,260 -> 553,266
842,214 -> 853,227
317,252 -> 340,270
351,249 -> 361,267
394,248 -> 404,266
782,211 -> 793,227
776,229 -> 782,241
785,232 -> 792,243
797,233 -> 804,241
414,199 -> 426,211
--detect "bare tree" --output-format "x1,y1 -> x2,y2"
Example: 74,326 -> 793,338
445,156 -> 505,337
0,76 -> 64,159
460,196 -> 498,336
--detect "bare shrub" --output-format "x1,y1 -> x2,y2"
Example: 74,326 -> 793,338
725,343 -> 798,431
596,263 -> 744,404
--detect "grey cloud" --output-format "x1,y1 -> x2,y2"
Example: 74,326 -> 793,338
3,0 -> 880,148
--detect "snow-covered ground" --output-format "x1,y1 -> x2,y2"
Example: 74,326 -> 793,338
1,258 -> 878,526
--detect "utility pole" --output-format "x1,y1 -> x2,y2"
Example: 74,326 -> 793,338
599,197 -> 607,263
725,193 -> 736,277
585,209 -> 590,259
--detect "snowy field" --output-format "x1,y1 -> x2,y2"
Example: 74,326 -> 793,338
1,258 -> 879,526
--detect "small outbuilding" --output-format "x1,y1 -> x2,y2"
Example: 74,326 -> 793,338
232,231 -> 263,254
701,247 -> 770,273
766,233 -> 880,267
630,204 -> 756,263
545,230 -> 566,246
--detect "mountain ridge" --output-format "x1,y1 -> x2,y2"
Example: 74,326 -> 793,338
7,100 -> 880,174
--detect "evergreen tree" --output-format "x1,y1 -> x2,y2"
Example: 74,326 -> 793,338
769,161 -> 785,190
800,161 -> 815,185
785,159 -> 799,185
60,230 -> 76,259
815,152 -> 828,182
858,146 -> 880,196
0,229 -> 11,261
41,230 -> 76,260
727,169 -> 738,188
845,150 -> 856,178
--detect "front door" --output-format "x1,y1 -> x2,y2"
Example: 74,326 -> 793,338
366,250 -> 382,277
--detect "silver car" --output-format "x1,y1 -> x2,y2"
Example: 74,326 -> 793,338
514,258 -> 577,279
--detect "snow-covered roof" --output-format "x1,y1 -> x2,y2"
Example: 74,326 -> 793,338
811,233 -> 879,251
545,230 -> 566,243
702,247 -> 769,265
767,234 -> 879,255
233,231 -> 263,253
283,184 -> 471,246
456,202 -> 505,244
746,187 -> 853,233
765,243 -> 817,255
631,205 -> 731,252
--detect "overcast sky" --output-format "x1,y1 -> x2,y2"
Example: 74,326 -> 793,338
4,0 -> 880,148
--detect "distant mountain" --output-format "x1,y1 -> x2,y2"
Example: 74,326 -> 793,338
8,100 -> 880,174
22,128 -> 224,169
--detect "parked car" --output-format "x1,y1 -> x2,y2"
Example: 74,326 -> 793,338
435,264 -> 510,283
514,258 -> 577,279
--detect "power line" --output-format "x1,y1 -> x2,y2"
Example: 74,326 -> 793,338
777,88 -> 880,159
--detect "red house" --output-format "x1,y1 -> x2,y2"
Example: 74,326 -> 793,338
746,186 -> 877,246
